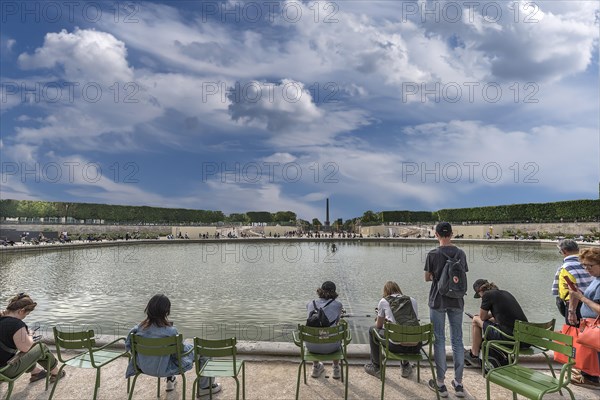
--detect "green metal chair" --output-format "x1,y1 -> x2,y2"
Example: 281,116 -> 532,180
482,319 -> 556,377
192,337 -> 245,399
373,322 -> 439,400
0,342 -> 50,400
49,327 -> 130,400
128,333 -> 192,400
292,319 -> 352,400
486,321 -> 576,400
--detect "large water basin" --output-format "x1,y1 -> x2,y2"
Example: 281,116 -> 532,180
0,240 -> 562,344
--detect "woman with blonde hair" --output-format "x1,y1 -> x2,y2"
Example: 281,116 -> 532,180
364,281 -> 420,380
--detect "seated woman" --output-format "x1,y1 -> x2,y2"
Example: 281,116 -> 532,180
364,281 -> 421,379
0,293 -> 64,383
125,294 -> 221,396
305,281 -> 344,379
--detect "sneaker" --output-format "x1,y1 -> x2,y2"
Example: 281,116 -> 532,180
428,379 -> 448,398
401,362 -> 413,378
332,364 -> 341,380
198,383 -> 222,397
464,349 -> 481,368
363,363 -> 381,379
166,376 -> 176,392
311,362 -> 325,378
452,379 -> 465,398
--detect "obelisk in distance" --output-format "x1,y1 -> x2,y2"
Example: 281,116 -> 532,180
325,198 -> 330,229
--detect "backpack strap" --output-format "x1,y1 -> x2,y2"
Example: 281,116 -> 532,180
322,299 -> 335,309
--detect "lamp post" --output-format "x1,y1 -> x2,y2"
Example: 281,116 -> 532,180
65,204 -> 69,224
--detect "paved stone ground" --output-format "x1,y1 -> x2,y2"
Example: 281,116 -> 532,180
2,354 -> 599,400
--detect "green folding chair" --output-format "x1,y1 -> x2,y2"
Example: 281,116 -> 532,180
292,319 -> 352,400
373,322 -> 439,400
49,327 -> 130,399
0,342 -> 50,400
482,319 -> 556,377
127,333 -> 192,400
192,337 -> 245,399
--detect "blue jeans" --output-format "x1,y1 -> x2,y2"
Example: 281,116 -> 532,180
430,307 -> 464,383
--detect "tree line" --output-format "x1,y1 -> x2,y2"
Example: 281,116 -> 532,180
1,198 -> 598,227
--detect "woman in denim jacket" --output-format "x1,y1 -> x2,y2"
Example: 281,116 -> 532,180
125,294 -> 220,395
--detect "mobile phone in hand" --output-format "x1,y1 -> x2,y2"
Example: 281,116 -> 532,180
465,312 -> 474,319
563,277 -> 579,292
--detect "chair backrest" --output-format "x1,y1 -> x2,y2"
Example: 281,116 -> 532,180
129,333 -> 185,374
514,321 -> 574,360
53,327 -> 95,362
297,321 -> 348,345
383,322 -> 433,348
194,337 -> 237,358
526,319 -> 555,331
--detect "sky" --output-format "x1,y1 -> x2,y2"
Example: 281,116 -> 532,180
0,0 -> 599,221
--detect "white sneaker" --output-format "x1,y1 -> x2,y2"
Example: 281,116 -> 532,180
166,376 -> 176,392
311,362 -> 325,378
197,383 -> 222,397
332,364 -> 341,379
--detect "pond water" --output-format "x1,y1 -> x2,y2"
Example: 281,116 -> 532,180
0,241 -> 562,344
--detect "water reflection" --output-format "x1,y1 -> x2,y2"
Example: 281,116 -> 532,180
0,241 -> 561,344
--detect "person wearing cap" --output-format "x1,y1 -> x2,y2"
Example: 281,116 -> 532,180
0,293 -> 64,383
305,281 -> 344,379
464,280 -> 528,368
551,239 -> 593,326
424,221 -> 468,398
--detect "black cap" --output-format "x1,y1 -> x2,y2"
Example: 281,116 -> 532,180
321,281 -> 336,292
473,279 -> 489,298
435,222 -> 452,236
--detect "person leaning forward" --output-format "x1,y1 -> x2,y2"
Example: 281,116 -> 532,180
0,293 -> 64,383
463,279 -> 528,368
424,221 -> 468,398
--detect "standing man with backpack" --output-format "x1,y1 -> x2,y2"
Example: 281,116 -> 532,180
424,222 -> 468,398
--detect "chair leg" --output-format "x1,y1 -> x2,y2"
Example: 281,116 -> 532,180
128,374 -> 140,400
428,359 -> 440,400
156,377 -> 160,398
181,374 -> 186,400
416,360 -> 420,383
48,364 -> 67,400
4,381 -> 14,400
486,379 -> 491,400
296,362 -> 303,400
343,359 -> 348,400
380,361 -> 386,400
234,377 -> 240,400
191,377 -> 198,399
93,368 -> 101,400
242,362 -> 246,400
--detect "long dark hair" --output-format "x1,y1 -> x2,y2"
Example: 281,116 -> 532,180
140,294 -> 172,329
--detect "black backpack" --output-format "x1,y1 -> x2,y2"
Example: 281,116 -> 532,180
306,299 -> 334,327
437,252 -> 467,298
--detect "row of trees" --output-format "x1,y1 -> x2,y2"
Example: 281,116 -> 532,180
0,200 -> 296,225
1,199 -> 598,227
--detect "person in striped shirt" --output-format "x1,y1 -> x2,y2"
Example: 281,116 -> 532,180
551,239 -> 593,326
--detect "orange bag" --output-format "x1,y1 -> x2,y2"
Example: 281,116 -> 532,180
577,317 -> 600,352
554,324 -> 600,376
